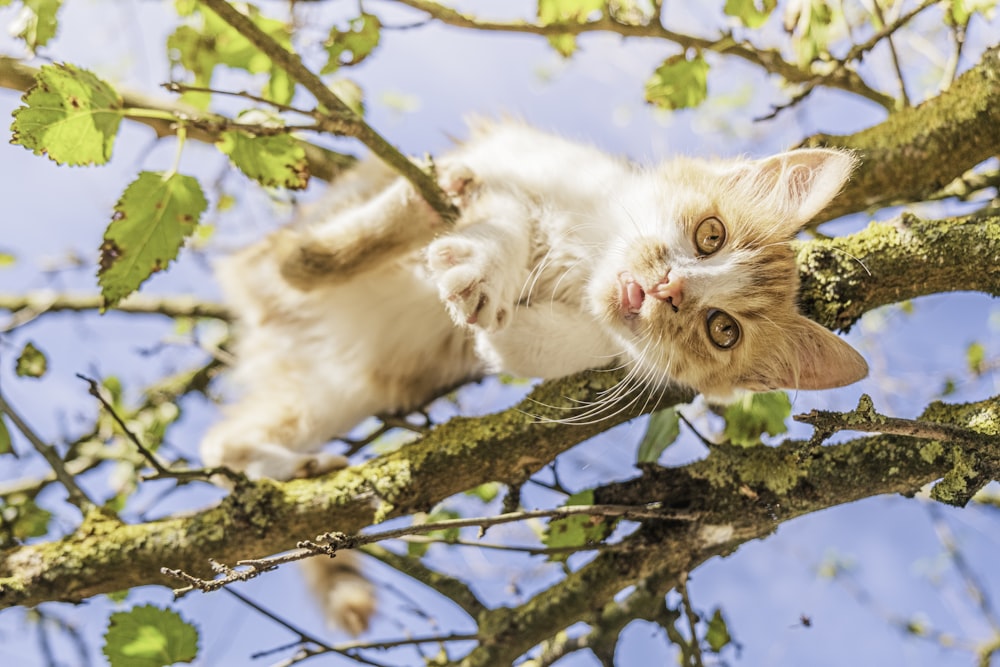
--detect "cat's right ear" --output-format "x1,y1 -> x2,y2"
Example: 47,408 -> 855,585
733,149 -> 857,230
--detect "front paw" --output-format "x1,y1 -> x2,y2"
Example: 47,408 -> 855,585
427,237 -> 513,332
436,162 -> 479,208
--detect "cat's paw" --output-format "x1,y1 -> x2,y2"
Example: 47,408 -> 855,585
427,237 -> 514,333
436,162 -> 479,208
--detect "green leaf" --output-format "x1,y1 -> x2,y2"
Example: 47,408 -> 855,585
644,52 -> 709,110
322,13 -> 381,75
636,407 -> 680,463
103,605 -> 198,667
724,0 -> 776,28
15,341 -> 47,378
98,172 -> 207,308
542,490 -> 615,561
329,78 -> 365,117
945,0 -> 998,27
0,495 -> 53,546
407,508 -> 461,557
0,415 -> 12,455
217,130 -> 308,189
10,62 -> 123,165
538,0 -> 606,23
967,341 -> 986,375
705,608 -> 732,652
723,391 -> 790,447
787,0 -> 835,66
0,252 -> 15,268
167,5 -> 294,109
466,482 -> 501,503
14,0 -> 62,51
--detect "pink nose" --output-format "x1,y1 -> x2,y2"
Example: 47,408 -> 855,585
649,273 -> 684,307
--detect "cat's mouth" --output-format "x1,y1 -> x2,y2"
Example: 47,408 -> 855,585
618,272 -> 645,320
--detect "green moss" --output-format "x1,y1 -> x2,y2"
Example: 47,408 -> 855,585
919,440 -> 944,464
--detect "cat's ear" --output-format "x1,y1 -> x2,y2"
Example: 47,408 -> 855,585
735,149 -> 857,230
739,316 -> 868,391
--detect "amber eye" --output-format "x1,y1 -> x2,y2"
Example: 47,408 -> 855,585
706,309 -> 740,349
694,216 -> 726,255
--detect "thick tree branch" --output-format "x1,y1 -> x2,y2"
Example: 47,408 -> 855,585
805,44 -> 1000,222
449,395 -> 1000,666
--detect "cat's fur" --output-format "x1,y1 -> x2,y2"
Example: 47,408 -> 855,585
201,121 -> 868,633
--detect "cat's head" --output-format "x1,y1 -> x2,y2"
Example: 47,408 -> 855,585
588,148 -> 868,402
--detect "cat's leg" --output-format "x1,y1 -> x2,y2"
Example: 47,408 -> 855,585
476,303 -> 622,378
200,376 -> 378,481
426,192 -> 533,333
278,164 -> 473,290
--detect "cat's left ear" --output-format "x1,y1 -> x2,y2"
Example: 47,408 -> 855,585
740,315 -> 869,391
736,149 -> 857,230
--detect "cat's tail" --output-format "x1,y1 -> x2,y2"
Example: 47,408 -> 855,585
299,551 -> 376,636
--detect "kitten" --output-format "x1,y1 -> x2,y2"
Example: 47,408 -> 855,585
200,121 -> 868,632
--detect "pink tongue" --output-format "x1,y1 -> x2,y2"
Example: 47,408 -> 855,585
627,281 -> 645,312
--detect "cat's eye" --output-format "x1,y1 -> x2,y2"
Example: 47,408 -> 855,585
694,217 -> 726,256
706,309 -> 740,349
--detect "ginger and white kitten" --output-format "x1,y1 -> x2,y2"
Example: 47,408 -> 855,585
200,121 -> 868,633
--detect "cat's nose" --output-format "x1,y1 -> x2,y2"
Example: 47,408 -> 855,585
649,273 -> 684,308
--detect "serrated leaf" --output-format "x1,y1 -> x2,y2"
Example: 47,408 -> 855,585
10,63 -> 123,165
322,13 -> 380,75
14,0 -> 62,51
967,341 -> 986,375
98,172 -> 207,307
637,407 -> 680,463
217,131 -> 308,189
15,341 -> 47,378
723,391 -> 790,447
644,53 -> 709,110
724,0 -> 776,28
705,608 -> 732,652
103,605 -> 198,667
0,415 -> 12,455
543,490 -> 615,561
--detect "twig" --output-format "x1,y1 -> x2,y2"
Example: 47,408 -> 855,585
76,374 -> 171,476
0,392 -> 94,510
389,0 -> 896,109
200,0 -> 458,222
162,82 -> 315,116
864,0 -> 910,106
0,291 -> 229,332
162,503 -> 691,594
794,394 -> 995,449
677,573 -> 705,667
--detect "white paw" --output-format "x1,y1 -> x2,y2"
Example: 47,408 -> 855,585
436,162 -> 478,207
427,237 -> 513,333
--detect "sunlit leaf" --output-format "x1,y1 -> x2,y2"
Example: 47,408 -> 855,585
542,490 -> 615,561
636,407 -> 680,463
13,0 -> 62,51
723,391 -> 790,447
329,78 -> 365,116
15,341 -> 47,378
103,605 -> 198,667
644,52 -> 709,110
945,0 -> 998,27
786,0 -> 835,66
705,608 -> 732,652
0,495 -> 53,546
322,13 -> 381,75
724,0 -> 776,28
166,4 -> 294,108
217,130 -> 308,189
98,172 -> 207,308
538,0 -> 605,56
466,482 -> 501,503
10,63 -> 123,165
967,341 -> 986,375
0,252 -> 15,268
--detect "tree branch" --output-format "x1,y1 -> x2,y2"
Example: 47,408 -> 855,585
0,56 -> 355,183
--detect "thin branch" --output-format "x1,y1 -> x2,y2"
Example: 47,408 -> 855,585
389,0 -> 896,109
0,392 -> 94,511
677,573 -> 705,667
162,503 -> 689,594
76,374 -> 171,476
864,0 -> 910,106
0,291 -> 229,332
794,394 -> 996,450
0,56 -> 355,183
199,0 -> 458,222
